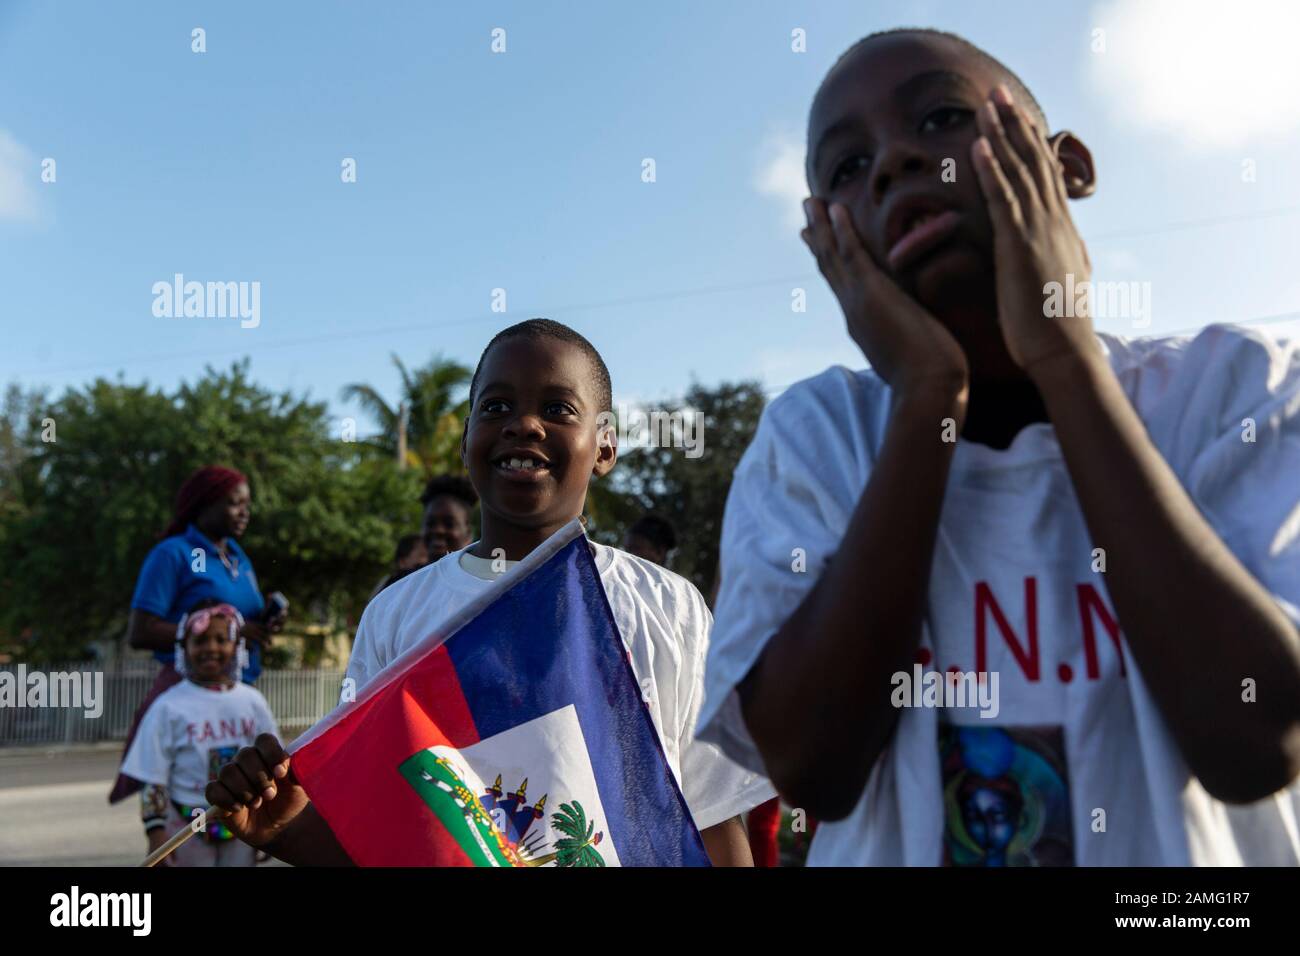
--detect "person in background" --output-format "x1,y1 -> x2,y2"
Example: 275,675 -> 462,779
622,514 -> 677,568
128,599 -> 278,866
393,533 -> 430,572
109,465 -> 287,804
419,473 -> 477,560
369,533 -> 430,601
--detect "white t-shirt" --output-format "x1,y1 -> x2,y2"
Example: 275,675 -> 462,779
121,679 -> 279,806
347,541 -> 775,832
699,323 -> 1300,866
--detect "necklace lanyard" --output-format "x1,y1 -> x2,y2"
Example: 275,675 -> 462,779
216,546 -> 239,579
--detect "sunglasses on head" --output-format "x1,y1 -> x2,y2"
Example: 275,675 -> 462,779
176,604 -> 244,641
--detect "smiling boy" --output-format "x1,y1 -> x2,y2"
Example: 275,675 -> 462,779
208,320 -> 772,866
698,29 -> 1300,866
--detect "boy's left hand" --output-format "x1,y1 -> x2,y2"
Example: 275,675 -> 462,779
972,85 -> 1099,376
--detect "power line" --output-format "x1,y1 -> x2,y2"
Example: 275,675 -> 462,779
21,202 -> 1300,378
1087,205 -> 1300,244
32,274 -> 813,377
760,308 -> 1300,396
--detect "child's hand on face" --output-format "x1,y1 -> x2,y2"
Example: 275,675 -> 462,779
204,734 -> 309,849
802,198 -> 969,401
972,85 -> 1100,375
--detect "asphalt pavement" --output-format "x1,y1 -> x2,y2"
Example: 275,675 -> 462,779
2,743 -> 174,866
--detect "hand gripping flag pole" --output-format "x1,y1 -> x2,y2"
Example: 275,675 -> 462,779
140,806 -> 230,867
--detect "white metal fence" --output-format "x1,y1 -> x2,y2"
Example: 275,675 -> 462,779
0,660 -> 345,747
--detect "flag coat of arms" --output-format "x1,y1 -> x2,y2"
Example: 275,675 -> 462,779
289,521 -> 711,866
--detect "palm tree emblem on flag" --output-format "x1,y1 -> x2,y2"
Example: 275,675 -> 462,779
549,801 -> 606,867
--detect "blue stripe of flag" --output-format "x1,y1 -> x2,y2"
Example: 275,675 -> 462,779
445,536 -> 710,866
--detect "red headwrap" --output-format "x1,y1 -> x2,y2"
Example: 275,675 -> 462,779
161,466 -> 248,538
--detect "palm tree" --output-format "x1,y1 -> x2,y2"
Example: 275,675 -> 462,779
550,801 -> 605,867
341,354 -> 471,477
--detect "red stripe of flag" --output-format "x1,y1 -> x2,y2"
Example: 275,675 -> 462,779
291,646 -> 481,865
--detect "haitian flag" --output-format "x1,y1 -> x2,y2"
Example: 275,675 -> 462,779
288,520 -> 710,866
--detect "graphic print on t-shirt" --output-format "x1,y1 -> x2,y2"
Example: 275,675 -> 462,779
939,724 -> 1073,866
207,744 -> 238,782
200,745 -> 240,841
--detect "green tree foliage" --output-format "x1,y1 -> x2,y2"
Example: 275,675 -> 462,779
0,362 -> 423,661
593,381 -> 766,598
0,383 -> 47,517
340,354 -> 471,477
0,368 -> 767,660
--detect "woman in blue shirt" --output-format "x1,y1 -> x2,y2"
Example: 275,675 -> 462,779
109,465 -> 287,804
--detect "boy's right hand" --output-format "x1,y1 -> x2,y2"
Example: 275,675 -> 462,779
802,198 -> 969,403
205,734 -> 309,849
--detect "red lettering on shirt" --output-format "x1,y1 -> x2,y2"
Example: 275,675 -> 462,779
1077,583 -> 1127,679
975,578 -> 1041,681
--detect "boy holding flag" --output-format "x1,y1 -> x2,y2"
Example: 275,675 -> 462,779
207,320 -> 772,865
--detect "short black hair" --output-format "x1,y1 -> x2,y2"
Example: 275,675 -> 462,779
378,566 -> 421,595
629,514 -> 677,553
394,533 -> 425,564
468,319 -> 613,417
419,473 -> 477,509
817,28 -> 1048,130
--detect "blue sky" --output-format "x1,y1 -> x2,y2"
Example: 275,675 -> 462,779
4,0 -> 1300,430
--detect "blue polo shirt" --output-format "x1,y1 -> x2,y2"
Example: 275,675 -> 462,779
130,524 -> 267,682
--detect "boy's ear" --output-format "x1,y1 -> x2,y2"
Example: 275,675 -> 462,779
592,415 -> 617,479
1049,131 -> 1096,199
459,419 -> 469,468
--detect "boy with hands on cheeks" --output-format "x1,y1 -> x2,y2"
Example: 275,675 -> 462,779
700,29 -> 1300,866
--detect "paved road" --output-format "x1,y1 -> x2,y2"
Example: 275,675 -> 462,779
0,744 -> 143,866
0,744 -> 291,867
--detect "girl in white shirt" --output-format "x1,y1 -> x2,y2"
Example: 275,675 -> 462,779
123,600 -> 278,866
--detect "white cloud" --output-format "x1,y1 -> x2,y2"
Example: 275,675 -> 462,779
752,129 -> 808,229
0,129 -> 41,222
1088,0 -> 1300,148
